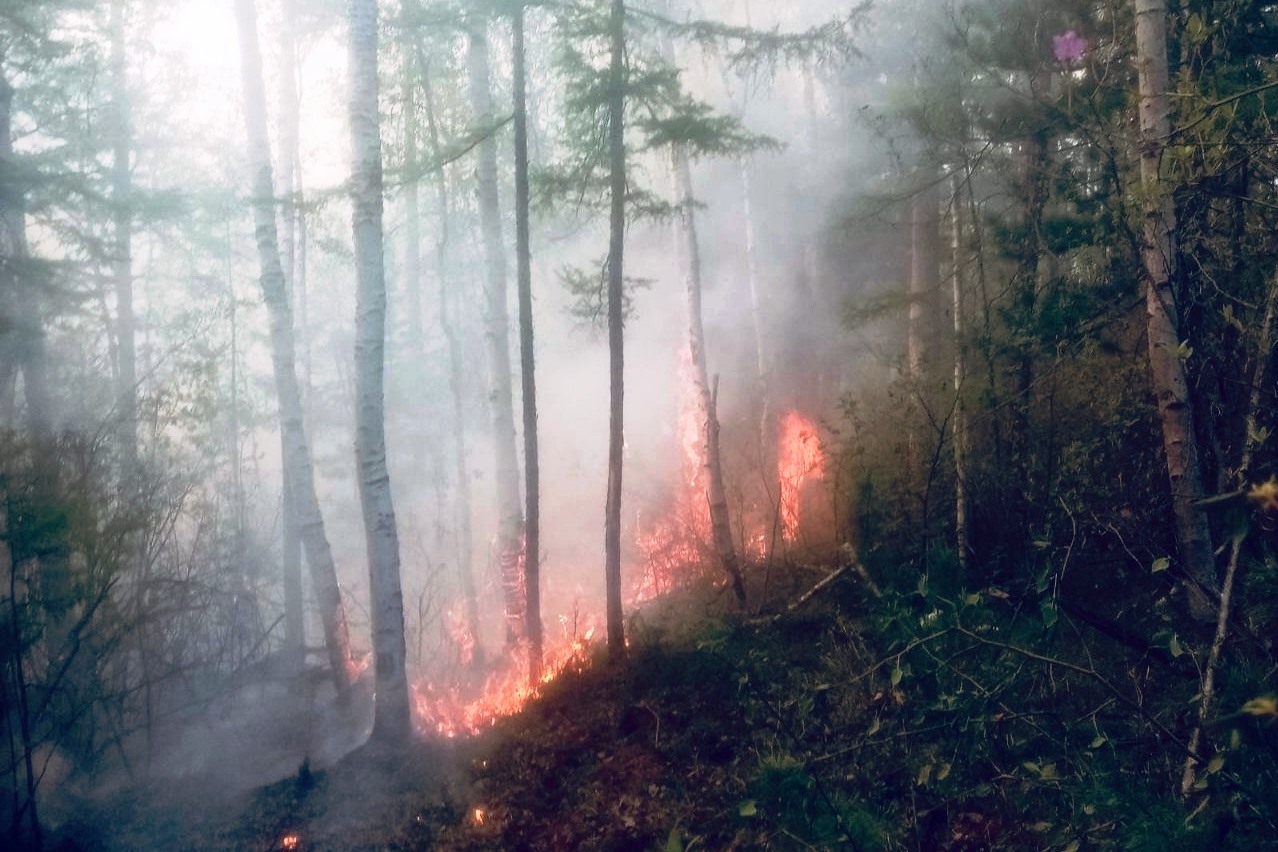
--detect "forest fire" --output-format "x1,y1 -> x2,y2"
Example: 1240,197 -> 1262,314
777,411 -> 825,542
412,611 -> 597,737
410,407 -> 824,737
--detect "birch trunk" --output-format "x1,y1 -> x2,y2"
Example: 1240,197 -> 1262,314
1133,0 -> 1216,619
233,0 -> 351,696
466,24 -> 525,647
672,145 -> 745,605
604,0 -> 626,657
349,0 -> 411,745
512,4 -> 543,680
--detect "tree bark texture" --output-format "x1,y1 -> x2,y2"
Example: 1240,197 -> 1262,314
349,0 -> 412,744
1133,0 -> 1216,619
233,0 -> 352,696
466,24 -> 525,648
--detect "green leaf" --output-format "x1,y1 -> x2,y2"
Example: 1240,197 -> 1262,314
1151,557 -> 1170,574
738,800 -> 757,817
1169,633 -> 1184,658
665,827 -> 684,852
890,662 -> 903,686
1207,755 -> 1225,775
1089,735 -> 1106,749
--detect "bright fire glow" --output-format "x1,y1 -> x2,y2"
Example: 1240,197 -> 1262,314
777,411 -> 824,541
412,607 -> 598,738
280,833 -> 300,850
471,807 -> 486,826
408,399 -> 821,736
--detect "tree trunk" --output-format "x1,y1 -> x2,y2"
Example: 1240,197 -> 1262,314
110,0 -> 137,481
349,0 -> 412,745
466,23 -> 525,648
278,0 -> 304,665
417,50 -> 483,665
233,0 -> 352,696
671,145 -> 745,605
512,4 -> 543,681
1133,0 -> 1216,619
604,0 -> 626,657
949,173 -> 970,574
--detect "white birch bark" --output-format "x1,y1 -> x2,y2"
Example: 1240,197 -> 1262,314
1133,0 -> 1216,619
349,0 -> 412,744
233,0 -> 352,696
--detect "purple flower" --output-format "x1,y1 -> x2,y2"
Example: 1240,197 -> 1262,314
1052,30 -> 1088,65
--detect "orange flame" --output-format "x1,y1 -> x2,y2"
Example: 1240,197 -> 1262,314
777,411 -> 824,542
280,833 -> 300,850
412,606 -> 598,738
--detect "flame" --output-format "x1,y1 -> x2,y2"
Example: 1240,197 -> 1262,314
279,833 -> 300,850
777,411 -> 824,542
412,605 -> 599,738
471,807 -> 486,826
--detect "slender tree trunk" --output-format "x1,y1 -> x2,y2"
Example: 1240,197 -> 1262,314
278,0 -> 304,665
512,4 -> 543,681
466,23 -> 525,648
949,173 -> 969,574
234,0 -> 352,696
671,145 -> 745,605
1133,0 -> 1216,619
349,0 -> 412,745
604,0 -> 626,657
110,0 -> 137,480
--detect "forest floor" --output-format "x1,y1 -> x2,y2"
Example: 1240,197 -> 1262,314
47,555 -> 1232,851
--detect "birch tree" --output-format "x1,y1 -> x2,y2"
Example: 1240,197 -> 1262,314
233,0 -> 352,697
349,0 -> 412,745
1133,0 -> 1216,619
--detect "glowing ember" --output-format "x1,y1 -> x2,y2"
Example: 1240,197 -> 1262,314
471,807 -> 486,826
279,833 -> 300,850
777,411 -> 824,542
